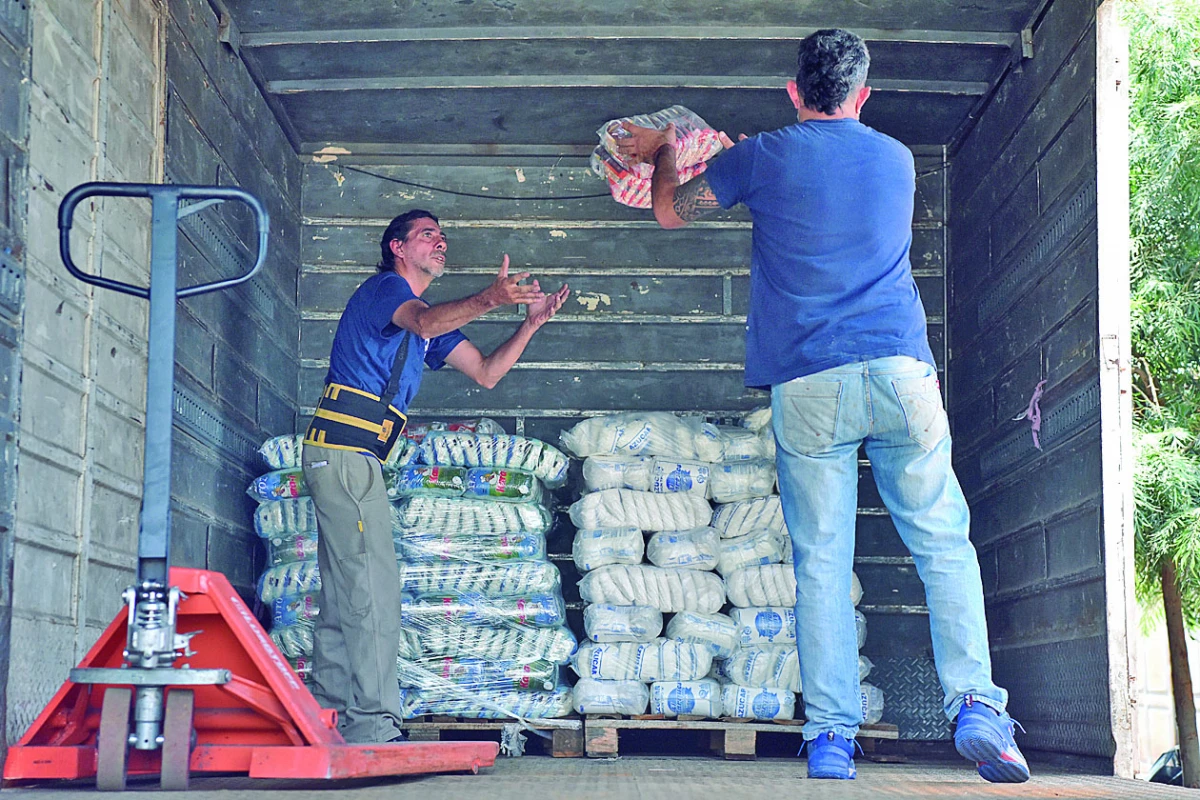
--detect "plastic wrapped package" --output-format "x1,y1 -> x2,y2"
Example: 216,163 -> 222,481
859,655 -> 874,681
463,469 -> 544,503
403,417 -> 505,445
759,427 -> 777,460
397,531 -> 547,563
569,489 -> 713,532
856,609 -> 868,649
665,611 -> 740,659
269,619 -> 420,661
572,527 -> 645,571
584,603 -> 663,643
397,655 -> 558,693
650,459 -> 710,497
387,465 -> 468,500
561,411 -> 723,462
394,496 -> 553,536
861,682 -> 885,726
742,407 -> 772,432
716,528 -> 786,576
421,623 -> 578,665
578,564 -> 725,613
263,529 -> 320,566
646,527 -> 719,570
272,593 -> 319,628
582,455 -> 652,492
730,606 -> 796,645
591,106 -> 725,209
255,496 -> 317,538
726,565 -> 864,608
257,560 -> 320,604
417,432 -> 569,488
402,684 -> 574,720
247,469 -> 307,503
560,414 -> 653,458
650,679 -> 722,718
714,425 -> 768,460
708,459 -> 776,504
720,685 -> 795,721
260,433 -> 304,470
714,644 -> 801,693
402,593 -> 566,629
572,678 -> 650,716
571,639 -> 714,682
289,655 -> 314,683
399,560 -> 561,598
710,496 -> 785,538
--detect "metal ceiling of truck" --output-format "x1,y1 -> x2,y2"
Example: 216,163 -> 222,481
220,1 -> 1046,151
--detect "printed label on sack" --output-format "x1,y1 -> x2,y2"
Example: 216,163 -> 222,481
668,686 -> 696,714
755,610 -> 784,640
753,691 -> 781,719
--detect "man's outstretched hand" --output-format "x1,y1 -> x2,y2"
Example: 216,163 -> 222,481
481,255 -> 547,308
525,282 -> 570,329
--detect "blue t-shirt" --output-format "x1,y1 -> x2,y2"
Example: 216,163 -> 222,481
704,118 -> 935,388
325,271 -> 468,412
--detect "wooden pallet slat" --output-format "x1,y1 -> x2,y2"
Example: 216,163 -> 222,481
403,716 -> 584,758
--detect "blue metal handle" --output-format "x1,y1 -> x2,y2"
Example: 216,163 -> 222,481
57,182 -> 270,299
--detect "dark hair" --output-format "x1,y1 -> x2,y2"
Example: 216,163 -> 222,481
795,29 -> 870,115
378,209 -> 439,272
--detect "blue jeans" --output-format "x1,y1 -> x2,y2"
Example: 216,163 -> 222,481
771,355 -> 1008,741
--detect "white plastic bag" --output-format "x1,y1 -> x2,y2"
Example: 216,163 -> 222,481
665,611 -> 740,659
725,565 -> 864,608
255,496 -> 317,537
561,411 -> 722,461
394,496 -> 553,536
578,564 -> 726,613
650,679 -> 722,718
572,526 -> 645,571
708,458 -> 776,503
571,638 -> 714,682
720,684 -> 795,721
650,458 -> 710,497
714,425 -> 768,460
710,496 -> 785,538
717,528 -> 786,576
856,609 -> 868,649
861,682 -> 885,726
582,455 -> 652,492
645,527 -> 720,570
400,560 -> 561,598
572,678 -> 650,715
715,644 -> 801,693
419,432 -> 569,488
569,489 -> 713,532
584,603 -> 663,643
730,606 -> 796,645
259,433 -> 304,470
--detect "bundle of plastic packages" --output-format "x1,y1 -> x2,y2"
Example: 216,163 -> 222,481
584,604 -> 663,643
590,106 -> 725,209
246,468 -> 307,503
582,455 -> 652,493
720,685 -> 796,721
571,639 -> 714,682
257,560 -> 321,605
716,528 -> 787,576
572,678 -> 650,716
725,564 -> 863,608
665,611 -> 740,659
401,685 -> 574,720
397,531 -> 548,563
402,593 -> 566,629
394,495 -> 553,536
708,458 -> 777,504
255,496 -> 318,538
578,564 -> 725,614
387,465 -> 468,500
714,425 -> 769,460
730,606 -> 796,645
861,682 -> 885,725
650,679 -> 722,718
572,527 -> 644,571
403,417 -> 505,445
259,433 -> 305,470
262,529 -> 320,567
645,527 -> 719,570
397,655 -> 559,693
713,644 -> 801,693
650,458 -> 710,497
569,489 -> 712,532
420,624 -> 578,665
560,411 -> 723,462
710,495 -> 785,538
417,431 -> 570,488
399,560 -> 561,598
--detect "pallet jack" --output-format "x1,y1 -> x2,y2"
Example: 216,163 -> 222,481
2,183 -> 499,790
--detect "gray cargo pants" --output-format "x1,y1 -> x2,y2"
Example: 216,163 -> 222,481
301,445 -> 404,744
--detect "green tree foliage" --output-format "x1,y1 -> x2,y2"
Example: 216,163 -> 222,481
1127,0 -> 1200,624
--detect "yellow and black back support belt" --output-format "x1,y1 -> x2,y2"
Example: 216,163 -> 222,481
304,383 -> 407,461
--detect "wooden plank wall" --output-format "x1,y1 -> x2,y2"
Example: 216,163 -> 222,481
164,0 -> 301,596
947,0 -> 1108,760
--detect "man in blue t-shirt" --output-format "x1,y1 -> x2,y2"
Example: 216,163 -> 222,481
617,29 -> 1028,784
301,209 -> 568,745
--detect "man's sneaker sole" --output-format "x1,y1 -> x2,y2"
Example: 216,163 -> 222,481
807,766 -> 856,780
955,732 -> 1030,783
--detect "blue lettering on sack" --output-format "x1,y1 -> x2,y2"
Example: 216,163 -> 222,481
752,691 -> 781,719
668,686 -> 696,714
756,610 -> 784,640
666,467 -> 693,492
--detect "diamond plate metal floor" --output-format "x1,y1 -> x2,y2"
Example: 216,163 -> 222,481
2,757 -> 1189,798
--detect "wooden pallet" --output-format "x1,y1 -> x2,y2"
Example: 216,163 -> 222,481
403,715 -> 584,757
583,715 -> 900,760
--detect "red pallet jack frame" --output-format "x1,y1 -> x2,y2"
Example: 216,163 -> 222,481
3,567 -> 499,788
3,182 -> 498,789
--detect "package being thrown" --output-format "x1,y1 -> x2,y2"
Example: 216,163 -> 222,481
590,105 -> 724,208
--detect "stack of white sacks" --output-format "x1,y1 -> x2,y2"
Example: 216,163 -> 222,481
561,410 -> 884,725
389,422 -> 579,719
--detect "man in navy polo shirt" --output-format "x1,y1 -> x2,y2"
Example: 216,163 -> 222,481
617,29 -> 1028,784
302,209 -> 568,744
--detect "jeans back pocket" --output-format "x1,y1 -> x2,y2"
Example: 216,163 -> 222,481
774,380 -> 844,456
891,375 -> 948,451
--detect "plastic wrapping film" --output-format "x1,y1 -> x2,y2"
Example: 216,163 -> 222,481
861,682 -> 885,726
246,468 -> 307,503
720,685 -> 796,720
571,639 -> 715,682
399,560 -> 561,598
560,411 -> 723,462
713,644 -> 802,693
710,495 -> 785,538
397,531 -> 548,563
714,425 -> 770,460
398,655 -> 559,693
569,489 -> 713,532
649,459 -> 710,497
389,465 -> 545,504
645,527 -> 720,570
708,459 -> 777,504
262,529 -> 320,567
572,527 -> 645,571
649,679 -> 722,718
578,564 -> 725,613
416,431 -> 570,488
584,603 -> 663,643
725,564 -> 863,608
730,606 -> 796,645
664,611 -> 740,658
259,433 -> 305,470
581,455 -> 652,493
394,495 -> 553,535
254,496 -> 318,538
716,528 -> 787,576
572,678 -> 650,715
401,685 -> 574,720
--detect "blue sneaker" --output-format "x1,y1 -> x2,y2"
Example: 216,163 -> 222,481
954,696 -> 1030,783
804,731 -> 857,779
